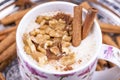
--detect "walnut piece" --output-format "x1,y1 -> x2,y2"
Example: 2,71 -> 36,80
60,53 -> 75,66
50,46 -> 60,56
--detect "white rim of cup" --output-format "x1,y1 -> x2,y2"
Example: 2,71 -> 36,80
16,1 -> 102,75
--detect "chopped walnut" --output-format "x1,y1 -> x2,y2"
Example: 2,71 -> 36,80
53,13 -> 73,25
61,41 -> 71,47
64,65 -> 73,71
37,45 -> 46,54
40,25 -> 48,30
43,34 -> 50,40
43,16 -> 52,20
29,28 -> 40,36
44,40 -> 53,49
39,30 -> 46,34
24,45 -> 31,54
40,20 -> 46,26
36,16 -> 52,24
49,19 -> 58,28
46,49 -> 59,60
50,46 -> 60,56
38,55 -> 48,66
62,35 -> 71,42
31,51 -> 46,62
45,27 -> 53,34
62,47 -> 70,54
34,34 -> 45,43
23,34 -> 36,52
53,19 -> 66,31
35,16 -> 44,24
60,53 -> 75,66
52,37 -> 61,44
23,13 -> 75,70
33,34 -> 50,44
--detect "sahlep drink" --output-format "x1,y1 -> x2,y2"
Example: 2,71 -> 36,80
23,12 -> 97,72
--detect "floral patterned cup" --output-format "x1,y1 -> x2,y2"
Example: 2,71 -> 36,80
16,1 -> 120,80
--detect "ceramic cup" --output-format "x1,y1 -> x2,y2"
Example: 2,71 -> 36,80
16,1 -> 120,80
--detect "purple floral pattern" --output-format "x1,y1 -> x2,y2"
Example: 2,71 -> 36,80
54,72 -> 76,80
99,44 -> 120,67
104,46 -> 113,59
24,61 -> 48,79
54,72 -> 76,77
78,68 -> 90,77
78,59 -> 97,77
77,59 -> 97,80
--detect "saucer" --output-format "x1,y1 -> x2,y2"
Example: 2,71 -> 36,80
93,66 -> 120,80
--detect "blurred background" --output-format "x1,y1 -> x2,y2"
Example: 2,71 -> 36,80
0,0 -> 120,80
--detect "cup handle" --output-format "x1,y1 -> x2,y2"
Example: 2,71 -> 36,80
98,44 -> 120,67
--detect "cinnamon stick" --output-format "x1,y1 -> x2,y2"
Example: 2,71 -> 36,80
98,59 -> 107,69
100,22 -> 120,34
116,36 -> 120,48
0,31 -> 16,54
102,33 -> 118,48
96,64 -> 102,71
108,62 -> 116,68
15,0 -> 33,9
82,8 -> 98,39
72,6 -> 82,47
0,61 -> 9,71
15,18 -> 22,25
0,52 -> 16,71
0,8 -> 30,25
0,26 -> 17,36
0,42 -> 16,63
0,73 -> 5,80
0,35 -> 7,41
79,1 -> 91,10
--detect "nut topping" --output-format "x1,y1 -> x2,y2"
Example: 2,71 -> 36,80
23,13 -> 75,70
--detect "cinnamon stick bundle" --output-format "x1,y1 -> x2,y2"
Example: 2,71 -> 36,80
96,64 -> 102,71
79,1 -> 91,10
0,35 -> 7,41
102,33 -> 118,48
0,8 -> 30,25
0,61 -> 9,71
15,18 -> 22,25
0,42 -> 16,63
72,6 -> 82,46
108,62 -> 116,68
0,31 -> 16,54
100,22 -> 120,34
0,52 -> 16,71
0,73 -> 5,80
116,36 -> 120,48
82,8 -> 98,39
0,26 -> 17,36
98,59 -> 107,69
